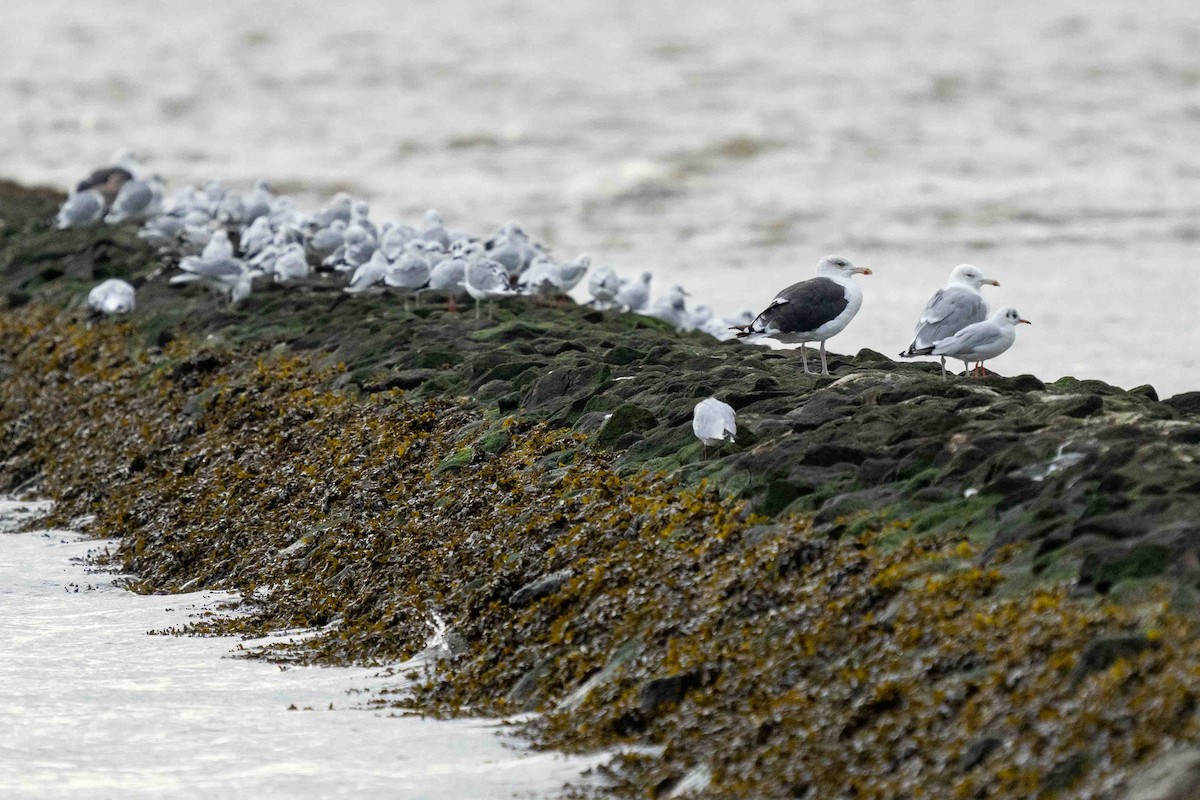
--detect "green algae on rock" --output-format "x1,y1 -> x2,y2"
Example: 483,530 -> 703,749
3,179 -> 1200,798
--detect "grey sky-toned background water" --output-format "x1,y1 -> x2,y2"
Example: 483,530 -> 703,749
2,0 -> 1198,393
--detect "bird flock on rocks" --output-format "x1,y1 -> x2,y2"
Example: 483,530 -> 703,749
58,153 -> 1032,457
64,152 -> 755,332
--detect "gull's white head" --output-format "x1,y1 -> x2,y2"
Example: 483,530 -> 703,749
949,264 -> 1000,290
995,307 -> 1031,327
815,255 -> 872,279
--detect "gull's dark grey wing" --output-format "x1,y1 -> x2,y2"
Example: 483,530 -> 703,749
744,277 -> 848,337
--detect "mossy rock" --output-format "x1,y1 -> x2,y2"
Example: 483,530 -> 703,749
436,446 -> 475,474
596,404 -> 659,447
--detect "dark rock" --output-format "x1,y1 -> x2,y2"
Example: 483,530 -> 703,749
787,392 -> 858,430
1129,384 -> 1159,402
475,379 -> 512,400
800,443 -> 872,467
989,374 -> 1046,392
1071,634 -> 1157,685
603,345 -> 644,365
957,736 -> 1002,772
1048,394 -> 1104,419
1042,750 -> 1093,792
597,404 -> 659,447
509,568 -> 573,607
522,362 -> 609,416
637,667 -> 716,718
363,368 -> 440,391
639,674 -> 688,716
1163,391 -> 1200,416
506,659 -> 553,710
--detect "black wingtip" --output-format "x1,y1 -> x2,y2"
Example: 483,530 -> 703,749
900,345 -> 935,357
730,325 -> 751,339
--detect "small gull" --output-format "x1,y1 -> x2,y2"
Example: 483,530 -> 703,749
238,216 -> 275,260
463,258 -> 515,319
615,271 -> 652,312
379,222 -> 415,261
103,177 -> 163,224
692,397 -> 737,460
733,255 -> 872,376
900,264 -> 999,378
55,190 -> 106,229
646,284 -> 690,329
312,193 -> 353,229
201,229 -> 234,261
420,210 -> 451,249
918,307 -> 1031,378
170,254 -> 260,306
272,243 -> 310,283
75,149 -> 139,201
588,266 -> 621,308
87,278 -> 136,315
309,219 -> 347,256
344,249 -> 390,294
384,242 -> 432,307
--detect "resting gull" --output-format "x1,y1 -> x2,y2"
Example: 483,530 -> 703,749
463,258 -> 515,319
918,307 -> 1030,378
692,397 -> 737,460
900,264 -> 999,377
75,149 -> 139,202
616,271 -> 652,313
87,279 -> 136,316
55,190 -> 106,229
272,243 -> 311,283
588,266 -> 621,308
733,255 -> 872,375
104,177 -> 164,224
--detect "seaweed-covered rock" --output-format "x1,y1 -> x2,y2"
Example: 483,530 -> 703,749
3,179 -> 1200,800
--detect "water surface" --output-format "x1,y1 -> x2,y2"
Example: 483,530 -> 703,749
0,500 -> 605,799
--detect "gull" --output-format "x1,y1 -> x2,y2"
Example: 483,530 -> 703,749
733,255 -> 872,375
76,149 -> 139,202
238,216 -> 275,260
463,258 -> 515,319
103,177 -> 163,224
692,397 -> 737,460
170,255 -> 260,306
380,222 -> 416,260
900,264 -> 1000,378
517,255 -> 566,296
312,193 -> 353,229
201,229 -> 234,261
384,242 -> 432,307
309,219 -> 347,256
588,266 -> 622,308
918,307 -> 1031,378
344,249 -> 390,294
420,209 -> 451,249
488,221 -> 539,278
616,271 -> 652,312
87,279 -> 136,315
646,284 -> 690,329
555,254 -> 591,292
55,190 -> 106,229
272,243 -> 311,283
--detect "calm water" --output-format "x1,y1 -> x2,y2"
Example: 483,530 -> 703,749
0,501 -> 607,799
2,1 -> 1199,393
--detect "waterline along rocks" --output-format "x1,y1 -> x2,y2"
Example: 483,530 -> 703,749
3,178 -> 1200,798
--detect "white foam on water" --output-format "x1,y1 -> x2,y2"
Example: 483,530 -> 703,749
0,500 -> 608,800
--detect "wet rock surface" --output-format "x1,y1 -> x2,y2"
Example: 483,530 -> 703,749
4,180 -> 1200,797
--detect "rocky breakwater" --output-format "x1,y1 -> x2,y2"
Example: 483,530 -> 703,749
3,178 -> 1200,798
